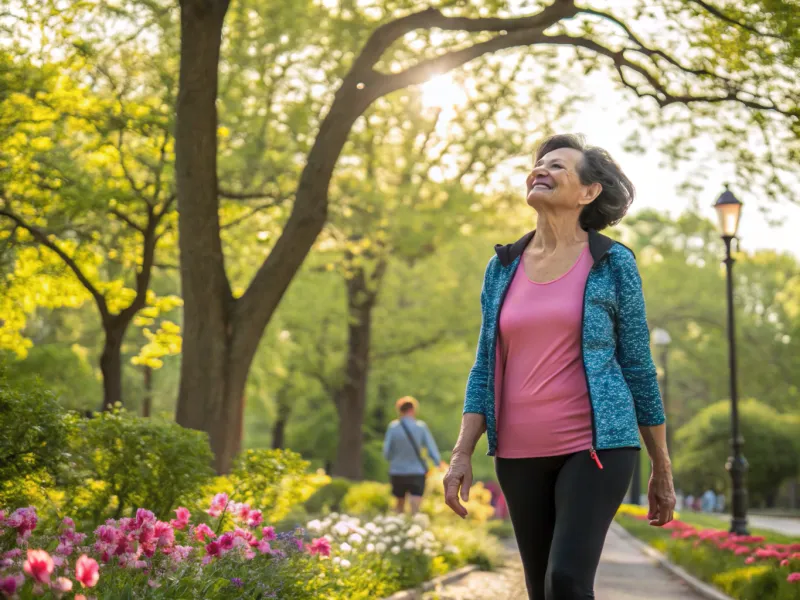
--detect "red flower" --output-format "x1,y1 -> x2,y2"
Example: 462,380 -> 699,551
23,549 -> 54,584
75,555 -> 100,588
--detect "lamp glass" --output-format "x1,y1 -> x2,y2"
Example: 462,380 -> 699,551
715,201 -> 742,238
652,328 -> 672,346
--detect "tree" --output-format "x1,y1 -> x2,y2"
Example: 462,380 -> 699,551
673,399 -> 800,507
0,1 -> 180,409
174,0 -> 799,472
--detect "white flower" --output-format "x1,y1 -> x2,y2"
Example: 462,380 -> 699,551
340,543 -> 352,554
412,513 -> 430,527
404,540 -> 415,550
445,545 -> 459,554
407,525 -> 422,538
307,519 -> 323,533
366,543 -> 375,552
348,533 -> 363,546
391,546 -> 401,555
334,523 -> 351,537
324,534 -> 334,542
340,559 -> 351,569
333,557 -> 341,565
376,542 -> 387,553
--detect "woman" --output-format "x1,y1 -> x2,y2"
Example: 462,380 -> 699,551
443,134 -> 676,600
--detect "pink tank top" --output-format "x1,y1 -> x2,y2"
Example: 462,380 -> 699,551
495,246 -> 594,458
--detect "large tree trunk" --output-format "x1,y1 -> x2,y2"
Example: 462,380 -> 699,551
173,0 -> 235,473
99,325 -> 125,410
332,269 -> 376,480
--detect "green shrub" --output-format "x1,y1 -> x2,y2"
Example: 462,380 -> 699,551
341,481 -> 391,516
64,408 -> 214,526
432,523 -> 504,571
486,519 -> 515,540
304,478 -> 353,514
229,448 -> 325,522
0,363 -> 70,510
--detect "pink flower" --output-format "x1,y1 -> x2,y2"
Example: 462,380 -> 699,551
135,509 -> 156,529
194,523 -> 216,542
8,507 -> 37,542
208,493 -> 229,518
171,546 -> 193,563
205,541 -> 221,557
55,542 -> 74,556
75,555 -> 99,588
53,577 -> 73,593
62,517 -> 75,529
3,549 -> 22,559
745,556 -> 756,564
218,532 -> 235,551
75,595 -> 87,600
257,540 -> 271,554
246,510 -> 263,528
0,575 -> 24,597
781,559 -> 790,567
244,549 -> 255,560
233,503 -> 252,522
154,521 -> 175,548
23,549 -> 54,584
170,507 -> 191,530
261,526 -> 276,541
788,572 -> 800,583
307,537 -> 331,557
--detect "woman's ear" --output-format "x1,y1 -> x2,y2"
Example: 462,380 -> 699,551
580,182 -> 602,205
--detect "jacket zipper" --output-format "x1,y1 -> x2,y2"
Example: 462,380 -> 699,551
582,262 -> 602,469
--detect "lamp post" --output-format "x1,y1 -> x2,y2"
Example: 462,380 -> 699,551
713,187 -> 749,535
652,328 -> 672,454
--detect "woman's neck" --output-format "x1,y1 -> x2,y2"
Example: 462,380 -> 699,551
531,211 -> 588,254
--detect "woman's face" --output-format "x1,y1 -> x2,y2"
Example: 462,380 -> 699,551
525,147 -> 598,211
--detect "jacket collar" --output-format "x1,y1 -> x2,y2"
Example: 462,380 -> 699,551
494,229 -> 616,267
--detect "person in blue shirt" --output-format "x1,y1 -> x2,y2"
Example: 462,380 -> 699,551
383,396 -> 443,515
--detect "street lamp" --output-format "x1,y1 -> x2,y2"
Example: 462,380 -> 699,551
713,186 -> 749,535
652,328 -> 672,454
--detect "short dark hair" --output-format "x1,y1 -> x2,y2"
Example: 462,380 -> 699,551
399,402 -> 415,414
535,134 -> 635,231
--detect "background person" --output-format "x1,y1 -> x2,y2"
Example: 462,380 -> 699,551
443,134 -> 676,600
383,396 -> 443,515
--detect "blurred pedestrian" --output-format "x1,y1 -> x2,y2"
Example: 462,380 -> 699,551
383,396 -> 443,515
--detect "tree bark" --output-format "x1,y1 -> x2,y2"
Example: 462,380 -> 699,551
99,324 -> 125,410
142,366 -> 153,417
332,268 -> 376,480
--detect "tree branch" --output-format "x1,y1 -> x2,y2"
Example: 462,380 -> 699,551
0,207 -> 109,320
219,187 -> 278,201
688,0 -> 782,39
220,198 -> 289,229
543,35 -> 791,116
110,208 -> 145,233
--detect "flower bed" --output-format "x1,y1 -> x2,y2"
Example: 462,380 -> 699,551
615,506 -> 800,600
0,496 -> 476,599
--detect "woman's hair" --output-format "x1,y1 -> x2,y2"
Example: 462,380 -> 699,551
535,134 -> 635,231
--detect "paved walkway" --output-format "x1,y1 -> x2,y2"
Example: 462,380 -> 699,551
424,524 -> 705,599
705,513 -> 800,538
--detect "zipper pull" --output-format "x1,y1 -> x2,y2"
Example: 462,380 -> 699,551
590,448 -> 604,470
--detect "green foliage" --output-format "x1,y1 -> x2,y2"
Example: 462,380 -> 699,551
0,363 -> 70,509
304,478 -> 353,515
486,519 -> 516,540
431,522 -> 504,571
341,482 -> 391,517
64,408 -> 214,526
229,449 -> 325,522
673,399 -> 800,505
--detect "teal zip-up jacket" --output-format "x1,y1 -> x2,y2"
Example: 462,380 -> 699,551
463,229 -> 665,456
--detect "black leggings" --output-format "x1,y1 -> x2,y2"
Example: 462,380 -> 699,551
496,449 -> 636,600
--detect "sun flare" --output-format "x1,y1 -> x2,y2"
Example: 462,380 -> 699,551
419,74 -> 468,110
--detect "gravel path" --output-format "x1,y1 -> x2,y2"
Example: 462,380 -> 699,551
424,523 -> 706,600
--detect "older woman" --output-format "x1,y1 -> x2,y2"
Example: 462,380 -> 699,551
443,134 -> 676,600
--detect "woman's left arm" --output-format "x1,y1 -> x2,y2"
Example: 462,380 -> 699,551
614,248 -> 676,526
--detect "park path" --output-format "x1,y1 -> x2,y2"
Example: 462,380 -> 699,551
704,513 -> 800,538
423,524 -> 705,600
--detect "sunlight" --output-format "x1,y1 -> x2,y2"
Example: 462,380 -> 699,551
419,73 -> 468,110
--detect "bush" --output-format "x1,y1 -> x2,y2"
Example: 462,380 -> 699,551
674,400 -> 800,506
422,466 -> 495,522
304,478 -> 353,515
341,482 -> 391,516
63,408 -> 215,526
0,364 -> 70,510
486,519 -> 515,540
228,449 -> 329,522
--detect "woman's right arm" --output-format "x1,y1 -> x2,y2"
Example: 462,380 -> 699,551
444,413 -> 486,518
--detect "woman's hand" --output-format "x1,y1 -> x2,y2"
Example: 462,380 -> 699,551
443,451 -> 473,519
647,465 -> 676,526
